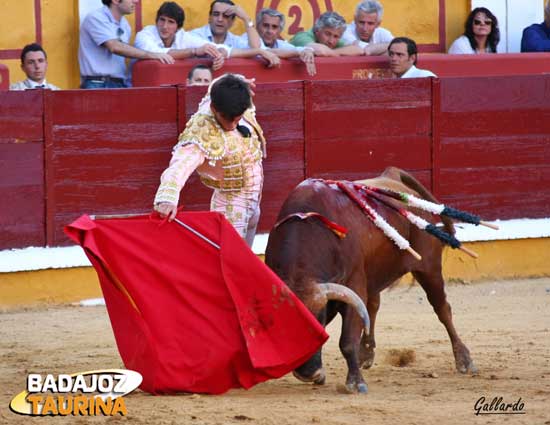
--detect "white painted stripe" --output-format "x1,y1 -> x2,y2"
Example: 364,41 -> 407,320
1,218 -> 549,273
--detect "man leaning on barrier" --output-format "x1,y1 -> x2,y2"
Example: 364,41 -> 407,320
290,11 -> 367,57
341,1 -> 393,56
190,0 -> 261,49
79,0 -> 174,89
134,1 -> 225,70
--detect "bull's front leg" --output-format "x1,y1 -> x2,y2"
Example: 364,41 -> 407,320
339,305 -> 368,393
293,308 -> 329,385
292,349 -> 326,385
359,292 -> 380,369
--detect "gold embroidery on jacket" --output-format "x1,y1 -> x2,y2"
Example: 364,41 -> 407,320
177,112 -> 264,191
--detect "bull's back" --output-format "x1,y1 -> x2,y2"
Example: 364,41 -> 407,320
266,179 -> 366,283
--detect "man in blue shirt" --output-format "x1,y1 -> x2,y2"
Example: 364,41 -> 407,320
79,0 -> 175,88
521,1 -> 550,52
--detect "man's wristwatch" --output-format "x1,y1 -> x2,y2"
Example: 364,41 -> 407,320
246,20 -> 254,28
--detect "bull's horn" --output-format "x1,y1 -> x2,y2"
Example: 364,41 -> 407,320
316,283 -> 370,335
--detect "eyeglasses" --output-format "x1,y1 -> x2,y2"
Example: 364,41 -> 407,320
117,27 -> 124,41
473,19 -> 492,26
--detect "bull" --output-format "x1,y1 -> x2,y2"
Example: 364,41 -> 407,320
265,167 -> 477,394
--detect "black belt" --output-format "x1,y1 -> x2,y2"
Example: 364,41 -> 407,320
83,76 -> 124,83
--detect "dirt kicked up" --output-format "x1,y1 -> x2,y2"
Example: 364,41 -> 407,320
1,278 -> 549,425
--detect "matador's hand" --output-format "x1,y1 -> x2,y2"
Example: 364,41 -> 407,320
155,202 -> 178,221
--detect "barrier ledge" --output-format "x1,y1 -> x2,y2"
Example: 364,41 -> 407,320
133,55 -> 388,86
132,53 -> 550,87
0,63 -> 9,90
1,218 -> 549,309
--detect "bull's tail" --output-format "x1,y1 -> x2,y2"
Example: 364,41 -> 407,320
382,166 -> 455,235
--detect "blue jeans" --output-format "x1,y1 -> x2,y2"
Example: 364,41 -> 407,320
81,79 -> 127,89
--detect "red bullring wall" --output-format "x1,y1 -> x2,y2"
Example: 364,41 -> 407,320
2,75 -> 550,249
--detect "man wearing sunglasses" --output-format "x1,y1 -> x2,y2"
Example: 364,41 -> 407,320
79,0 -> 175,89
190,0 -> 261,49
521,1 -> 550,52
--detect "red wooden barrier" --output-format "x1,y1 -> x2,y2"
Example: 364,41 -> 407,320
44,88 -> 179,246
305,78 -> 433,188
0,63 -> 9,90
0,91 -> 45,249
3,74 -> 550,249
434,75 -> 550,220
132,53 -> 550,87
419,52 -> 550,78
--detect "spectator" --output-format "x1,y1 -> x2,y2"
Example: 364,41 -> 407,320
290,11 -> 346,55
252,8 -> 316,75
10,43 -> 59,90
388,37 -> 436,78
521,1 -> 550,52
290,11 -> 363,57
187,64 -> 213,86
209,9 -> 312,74
448,7 -> 500,54
254,8 -> 295,49
135,1 -> 224,69
342,1 -> 393,55
79,0 -> 174,89
154,74 -> 266,247
190,0 -> 261,49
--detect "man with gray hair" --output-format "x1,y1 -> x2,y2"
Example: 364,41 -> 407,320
521,1 -> 550,52
342,1 -> 393,55
256,8 -> 317,75
236,8 -> 316,75
290,11 -> 374,56
256,8 -> 295,49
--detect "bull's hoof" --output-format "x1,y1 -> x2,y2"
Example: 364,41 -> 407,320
292,367 -> 326,385
454,344 -> 478,375
360,353 -> 375,369
359,340 -> 375,370
342,382 -> 368,394
456,360 -> 478,375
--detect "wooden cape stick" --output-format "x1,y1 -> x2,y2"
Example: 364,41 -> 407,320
90,213 -> 220,250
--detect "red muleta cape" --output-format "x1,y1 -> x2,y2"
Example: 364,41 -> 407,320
64,212 -> 328,395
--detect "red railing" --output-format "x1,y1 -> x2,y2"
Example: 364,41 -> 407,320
133,53 -> 550,87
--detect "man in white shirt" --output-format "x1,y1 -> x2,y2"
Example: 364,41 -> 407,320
342,0 -> 393,55
10,44 -> 59,90
190,0 -> 260,49
254,8 -> 316,76
388,37 -> 436,78
79,0 -> 174,89
135,2 -> 224,69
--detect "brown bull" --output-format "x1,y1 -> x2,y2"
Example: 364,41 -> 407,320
265,167 -> 477,394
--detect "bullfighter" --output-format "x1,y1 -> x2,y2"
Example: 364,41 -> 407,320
154,73 -> 265,246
